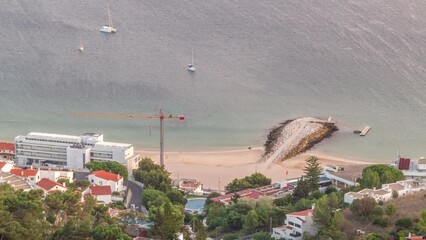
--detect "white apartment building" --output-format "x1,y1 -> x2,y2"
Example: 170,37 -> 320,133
271,209 -> 318,240
15,132 -> 140,172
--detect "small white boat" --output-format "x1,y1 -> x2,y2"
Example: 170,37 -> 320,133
100,7 -> 117,33
78,37 -> 84,52
187,47 -> 195,72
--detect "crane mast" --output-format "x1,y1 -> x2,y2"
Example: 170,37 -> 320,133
71,109 -> 184,167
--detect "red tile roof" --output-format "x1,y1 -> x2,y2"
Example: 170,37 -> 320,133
288,209 -> 313,217
10,168 -> 38,177
0,142 -> 14,152
0,162 -> 6,169
89,185 -> 112,195
36,178 -> 66,191
90,170 -> 122,182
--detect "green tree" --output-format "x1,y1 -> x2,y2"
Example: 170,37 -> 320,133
243,210 -> 259,233
86,161 -> 128,179
293,176 -> 310,200
253,232 -> 274,240
91,225 -> 131,240
156,201 -> 184,240
362,169 -> 380,189
141,188 -> 168,210
418,210 -> 426,234
395,217 -> 412,229
361,165 -> 405,188
303,156 -> 321,192
134,158 -> 172,192
350,197 -> 377,220
385,203 -> 397,217
167,189 -> 187,206
194,219 -> 207,240
225,173 -> 271,193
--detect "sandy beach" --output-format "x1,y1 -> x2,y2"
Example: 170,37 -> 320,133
135,148 -> 377,191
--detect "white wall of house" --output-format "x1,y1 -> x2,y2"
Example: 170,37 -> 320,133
271,227 -> 286,239
0,161 -> 14,173
35,184 -> 67,196
39,170 -> 74,183
88,175 -> 123,192
94,194 -> 112,204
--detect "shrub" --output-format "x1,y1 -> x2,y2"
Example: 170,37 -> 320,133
223,233 -> 239,240
385,203 -> 397,217
395,217 -> 413,229
373,217 -> 390,227
392,190 -> 399,199
378,200 -> 384,206
373,206 -> 384,217
366,233 -> 386,240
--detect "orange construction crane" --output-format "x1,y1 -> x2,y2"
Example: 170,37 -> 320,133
71,109 -> 185,167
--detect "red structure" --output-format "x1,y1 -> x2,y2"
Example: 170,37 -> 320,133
398,158 -> 411,170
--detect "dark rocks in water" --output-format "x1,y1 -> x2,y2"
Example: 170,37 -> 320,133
262,119 -> 293,157
353,130 -> 362,134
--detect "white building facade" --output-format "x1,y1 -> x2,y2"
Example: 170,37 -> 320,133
88,170 -> 124,192
15,132 -> 140,172
271,209 -> 317,240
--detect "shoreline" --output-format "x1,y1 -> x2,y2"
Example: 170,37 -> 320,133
135,147 -> 378,190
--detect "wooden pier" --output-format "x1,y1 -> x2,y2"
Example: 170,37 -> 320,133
360,126 -> 370,136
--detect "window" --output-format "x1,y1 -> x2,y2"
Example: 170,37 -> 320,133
295,223 -> 301,228
289,221 -> 295,226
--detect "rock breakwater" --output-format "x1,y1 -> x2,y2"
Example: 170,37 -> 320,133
261,117 -> 338,164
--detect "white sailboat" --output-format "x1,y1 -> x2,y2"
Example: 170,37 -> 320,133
187,47 -> 195,72
78,37 -> 84,52
100,7 -> 117,33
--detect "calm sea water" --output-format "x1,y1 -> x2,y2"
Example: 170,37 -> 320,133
1,0 -> 426,161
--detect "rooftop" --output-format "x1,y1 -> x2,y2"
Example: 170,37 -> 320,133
90,170 -> 123,182
0,142 -> 15,152
26,132 -> 82,141
10,168 -> 38,177
93,141 -> 132,149
0,172 -> 32,191
82,133 -> 102,137
36,178 -> 65,191
89,185 -> 112,195
288,209 -> 313,217
326,165 -> 368,181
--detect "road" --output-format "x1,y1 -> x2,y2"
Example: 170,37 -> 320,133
126,179 -> 148,215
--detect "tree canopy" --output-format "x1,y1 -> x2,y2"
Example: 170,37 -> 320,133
133,158 -> 172,192
225,173 -> 271,194
86,161 -> 129,179
360,165 -> 405,188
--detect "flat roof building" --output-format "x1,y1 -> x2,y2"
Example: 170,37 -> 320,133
15,132 -> 140,173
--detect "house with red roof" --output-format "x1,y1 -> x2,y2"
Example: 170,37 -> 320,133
0,142 -> 15,160
83,185 -> 112,204
10,168 -> 40,185
35,178 -> 67,196
271,208 -> 317,240
88,170 -> 124,192
0,161 -> 14,173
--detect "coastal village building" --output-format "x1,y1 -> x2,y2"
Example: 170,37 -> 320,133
39,169 -> 74,183
10,168 -> 40,185
88,170 -> 124,192
271,209 -> 317,240
392,157 -> 426,179
344,179 -> 426,204
322,165 -> 364,189
14,132 -> 141,174
0,142 -> 15,160
83,185 -> 112,204
211,181 -> 294,205
35,178 -> 67,196
0,161 -> 15,173
0,172 -> 32,191
173,179 -> 203,195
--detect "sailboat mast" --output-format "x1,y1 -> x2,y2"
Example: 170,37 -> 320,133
108,8 -> 113,27
191,47 -> 194,65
